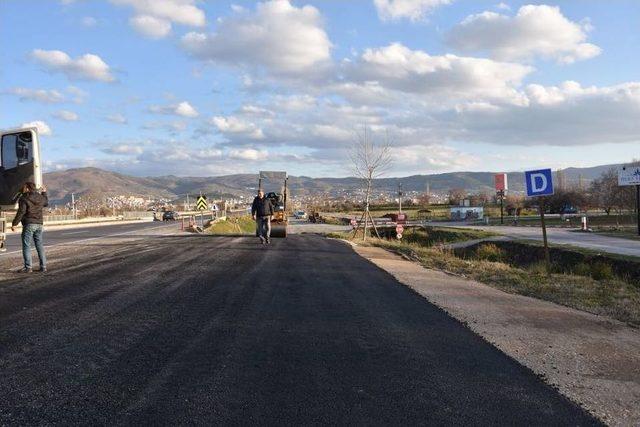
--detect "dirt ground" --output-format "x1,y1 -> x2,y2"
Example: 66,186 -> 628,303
352,243 -> 640,426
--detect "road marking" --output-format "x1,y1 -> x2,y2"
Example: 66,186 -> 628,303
63,230 -> 89,235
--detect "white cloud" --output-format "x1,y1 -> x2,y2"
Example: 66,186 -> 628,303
81,16 -> 98,27
102,144 -> 143,155
443,81 -> 640,146
181,0 -> 332,76
343,43 -> 532,105
447,5 -> 601,64
174,101 -> 198,117
210,116 -> 265,139
21,121 -> 52,136
105,113 -> 128,124
110,0 -> 204,39
110,0 -> 205,26
228,148 -> 268,161
67,85 -> 89,103
129,15 -> 172,38
5,87 -> 65,103
374,0 -> 451,22
53,110 -> 79,121
149,101 -> 199,117
390,144 -> 475,172
31,49 -> 115,82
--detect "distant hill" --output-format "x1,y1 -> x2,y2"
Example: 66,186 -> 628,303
42,163 -> 622,204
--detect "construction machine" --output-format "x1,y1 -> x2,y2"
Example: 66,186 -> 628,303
0,126 -> 44,250
259,171 -> 288,238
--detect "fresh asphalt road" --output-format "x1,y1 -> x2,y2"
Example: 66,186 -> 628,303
0,233 -> 599,425
1,220 -> 179,255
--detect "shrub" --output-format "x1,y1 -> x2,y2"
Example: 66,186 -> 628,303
528,261 -> 549,276
590,262 -> 614,281
572,262 -> 591,277
475,243 -> 505,262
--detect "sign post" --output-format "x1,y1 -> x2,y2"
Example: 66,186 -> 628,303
618,165 -> 640,236
524,168 -> 554,275
494,174 -> 507,225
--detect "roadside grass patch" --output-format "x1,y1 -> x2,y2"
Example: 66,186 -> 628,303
474,243 -> 505,262
206,216 -> 255,235
340,235 -> 640,326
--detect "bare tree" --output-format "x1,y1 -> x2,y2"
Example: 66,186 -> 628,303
589,163 -> 638,224
350,126 -> 392,241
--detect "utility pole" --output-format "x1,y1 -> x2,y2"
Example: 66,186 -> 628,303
636,184 -> 640,236
186,194 -> 190,211
398,182 -> 403,215
71,193 -> 76,220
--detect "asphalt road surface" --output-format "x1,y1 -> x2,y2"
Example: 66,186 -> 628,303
0,220 -> 179,255
0,232 -> 599,425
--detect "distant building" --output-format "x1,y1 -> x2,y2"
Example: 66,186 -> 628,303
450,206 -> 483,221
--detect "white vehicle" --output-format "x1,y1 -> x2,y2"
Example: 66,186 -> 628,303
0,127 -> 43,250
294,210 -> 307,220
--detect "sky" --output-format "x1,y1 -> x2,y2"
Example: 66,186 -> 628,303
1,0 -> 639,177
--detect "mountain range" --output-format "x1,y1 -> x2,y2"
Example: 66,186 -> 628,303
43,164 -> 621,204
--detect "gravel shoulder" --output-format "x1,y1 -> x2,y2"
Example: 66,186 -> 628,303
351,243 -> 640,426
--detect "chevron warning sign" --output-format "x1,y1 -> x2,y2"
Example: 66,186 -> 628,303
196,195 -> 208,211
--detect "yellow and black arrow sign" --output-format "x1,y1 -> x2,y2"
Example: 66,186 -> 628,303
196,195 -> 208,211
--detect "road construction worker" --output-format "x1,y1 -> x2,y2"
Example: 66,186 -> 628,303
251,189 -> 274,245
11,182 -> 48,273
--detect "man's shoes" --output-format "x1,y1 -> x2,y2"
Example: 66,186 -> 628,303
260,237 -> 265,245
19,267 -> 32,273
38,266 -> 47,273
266,239 -> 271,244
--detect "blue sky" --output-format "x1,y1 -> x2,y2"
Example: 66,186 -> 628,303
1,0 -> 639,177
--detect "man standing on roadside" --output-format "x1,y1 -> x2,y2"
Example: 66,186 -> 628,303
11,182 -> 48,273
251,189 -> 274,245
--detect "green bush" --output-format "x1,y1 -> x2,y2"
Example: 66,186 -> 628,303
572,262 -> 591,277
590,262 -> 614,281
475,243 -> 505,262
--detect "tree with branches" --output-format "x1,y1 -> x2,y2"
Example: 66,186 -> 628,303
350,126 -> 392,241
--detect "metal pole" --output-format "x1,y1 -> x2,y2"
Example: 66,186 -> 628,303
636,184 -> 640,236
539,197 -> 551,275
71,193 -> 76,220
500,191 -> 504,225
398,183 -> 402,215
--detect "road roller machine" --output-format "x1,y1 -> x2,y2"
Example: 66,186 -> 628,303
259,171 -> 288,238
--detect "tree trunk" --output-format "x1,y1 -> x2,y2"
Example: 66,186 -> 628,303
363,174 -> 372,241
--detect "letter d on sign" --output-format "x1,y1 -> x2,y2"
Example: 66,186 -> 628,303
531,173 -> 547,193
525,168 -> 554,197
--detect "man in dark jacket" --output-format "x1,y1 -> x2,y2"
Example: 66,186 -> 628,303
11,182 -> 48,272
251,190 -> 274,244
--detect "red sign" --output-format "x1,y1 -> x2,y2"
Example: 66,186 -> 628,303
494,173 -> 508,191
396,213 -> 407,224
350,219 -> 357,228
396,224 -> 404,234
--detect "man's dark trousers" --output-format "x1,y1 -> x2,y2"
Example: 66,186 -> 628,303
256,216 -> 271,242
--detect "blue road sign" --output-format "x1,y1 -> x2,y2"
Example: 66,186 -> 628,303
524,168 -> 554,197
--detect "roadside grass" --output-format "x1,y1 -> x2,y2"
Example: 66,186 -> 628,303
330,228 -> 640,326
206,216 -> 255,235
331,225 -> 495,244
594,227 -> 640,241
401,226 -> 496,246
